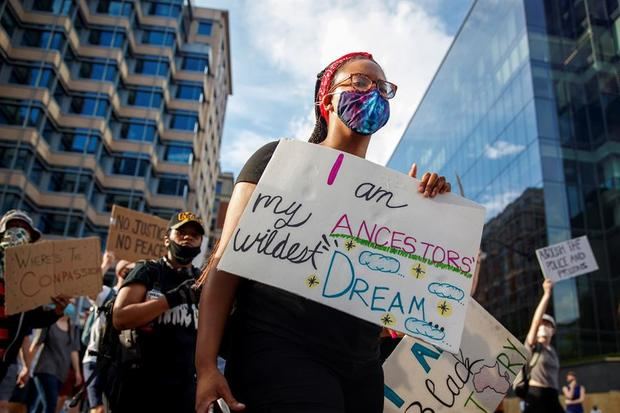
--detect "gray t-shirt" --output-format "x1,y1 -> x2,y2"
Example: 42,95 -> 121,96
529,343 -> 559,390
34,323 -> 80,381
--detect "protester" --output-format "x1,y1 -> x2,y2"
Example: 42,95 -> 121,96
563,371 -> 586,413
26,304 -> 81,413
523,279 -> 563,413
82,252 -> 134,413
112,212 -> 204,413
0,210 -> 70,389
195,52 -> 451,413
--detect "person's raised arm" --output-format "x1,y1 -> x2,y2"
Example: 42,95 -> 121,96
526,279 -> 553,346
195,182 -> 256,413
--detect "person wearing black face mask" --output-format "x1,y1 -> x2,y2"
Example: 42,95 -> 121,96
113,211 -> 205,413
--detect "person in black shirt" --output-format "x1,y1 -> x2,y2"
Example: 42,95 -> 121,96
195,52 -> 452,413
113,211 -> 204,413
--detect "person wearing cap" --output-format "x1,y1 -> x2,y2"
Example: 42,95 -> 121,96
112,211 -> 204,413
524,279 -> 564,413
0,210 -> 70,392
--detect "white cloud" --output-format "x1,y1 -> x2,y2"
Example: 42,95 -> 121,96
480,190 -> 521,218
220,130 -> 274,172
484,140 -> 525,160
242,0 -> 456,165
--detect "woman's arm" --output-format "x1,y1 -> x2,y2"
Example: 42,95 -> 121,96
526,279 -> 553,346
575,386 -> 586,404
71,351 -> 82,386
195,182 -> 256,412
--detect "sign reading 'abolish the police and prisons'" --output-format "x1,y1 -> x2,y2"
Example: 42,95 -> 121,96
535,235 -> 598,282
106,205 -> 168,263
4,237 -> 102,315
219,140 -> 486,353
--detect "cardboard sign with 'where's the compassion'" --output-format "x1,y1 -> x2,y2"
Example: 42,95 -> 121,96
218,140 -> 486,352
106,205 -> 168,263
4,237 -> 102,315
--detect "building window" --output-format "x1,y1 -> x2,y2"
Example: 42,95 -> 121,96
69,96 -> 109,117
96,0 -> 133,16
0,104 -> 43,127
88,30 -> 126,48
31,0 -> 74,15
176,84 -> 202,101
112,156 -> 149,176
48,171 -> 92,193
157,176 -> 187,196
134,57 -> 169,76
126,89 -> 162,108
21,30 -> 65,50
197,21 -> 213,36
103,192 -> 142,212
163,145 -> 192,163
78,61 -> 117,81
169,114 -> 198,131
9,66 -> 55,88
146,2 -> 181,17
143,29 -> 175,46
59,133 -> 99,154
119,121 -> 156,141
0,8 -> 17,37
181,56 -> 208,72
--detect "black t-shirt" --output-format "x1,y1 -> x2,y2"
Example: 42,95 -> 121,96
234,140 -> 382,364
122,258 -> 200,383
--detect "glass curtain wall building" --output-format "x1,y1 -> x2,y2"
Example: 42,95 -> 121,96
388,0 -> 619,370
0,0 -> 232,242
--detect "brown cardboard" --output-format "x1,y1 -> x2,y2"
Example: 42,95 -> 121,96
4,237 -> 102,315
106,205 -> 168,263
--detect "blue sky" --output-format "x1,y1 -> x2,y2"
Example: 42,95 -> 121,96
196,0 -> 472,176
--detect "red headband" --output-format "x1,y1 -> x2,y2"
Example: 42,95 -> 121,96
317,52 -> 373,123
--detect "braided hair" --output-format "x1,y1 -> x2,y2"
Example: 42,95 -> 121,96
308,52 -> 375,144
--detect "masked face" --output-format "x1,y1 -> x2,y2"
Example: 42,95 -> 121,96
1,227 -> 31,248
336,89 -> 390,136
63,303 -> 76,318
537,324 -> 554,339
168,240 -> 201,265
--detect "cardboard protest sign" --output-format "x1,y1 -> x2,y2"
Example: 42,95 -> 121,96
106,205 -> 168,263
4,237 -> 102,315
535,235 -> 598,282
383,298 -> 528,413
218,140 -> 485,352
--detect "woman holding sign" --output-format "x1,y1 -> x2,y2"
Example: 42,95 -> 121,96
524,279 -> 564,413
195,52 -> 451,413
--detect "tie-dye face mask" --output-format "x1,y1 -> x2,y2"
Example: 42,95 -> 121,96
336,88 -> 390,136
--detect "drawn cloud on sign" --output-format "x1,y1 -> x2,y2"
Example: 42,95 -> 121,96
358,251 -> 400,274
473,362 -> 511,394
428,282 -> 465,302
404,317 -> 445,341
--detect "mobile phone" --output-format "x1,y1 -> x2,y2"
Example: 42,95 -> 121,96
208,398 -> 231,413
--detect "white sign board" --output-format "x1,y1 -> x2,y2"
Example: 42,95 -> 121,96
535,235 -> 598,282
218,140 -> 485,352
383,299 -> 528,413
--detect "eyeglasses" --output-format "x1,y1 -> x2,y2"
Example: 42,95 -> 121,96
329,73 -> 398,99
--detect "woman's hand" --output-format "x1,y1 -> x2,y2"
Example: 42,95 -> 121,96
543,279 -> 553,297
195,367 -> 245,412
409,163 -> 451,198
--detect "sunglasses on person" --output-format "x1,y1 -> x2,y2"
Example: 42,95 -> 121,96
329,73 -> 398,99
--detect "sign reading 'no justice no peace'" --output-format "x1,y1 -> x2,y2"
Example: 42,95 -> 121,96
218,140 -> 486,352
106,205 -> 168,263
